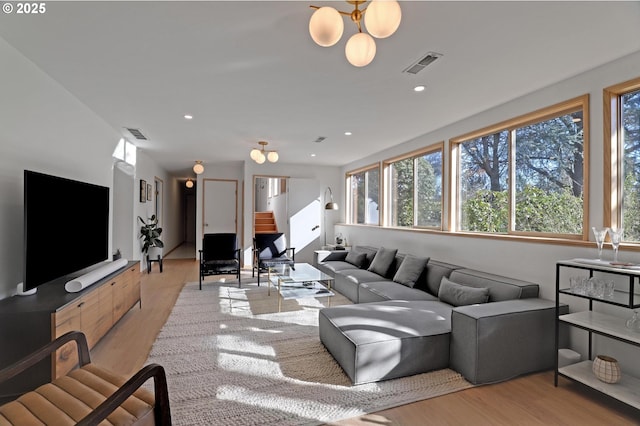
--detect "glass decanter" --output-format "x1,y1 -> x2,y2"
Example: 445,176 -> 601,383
625,311 -> 640,333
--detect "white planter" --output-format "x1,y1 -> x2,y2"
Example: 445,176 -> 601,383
147,246 -> 163,259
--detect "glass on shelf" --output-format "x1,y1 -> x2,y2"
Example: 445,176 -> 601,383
592,227 -> 609,261
625,311 -> 640,332
607,227 -> 624,263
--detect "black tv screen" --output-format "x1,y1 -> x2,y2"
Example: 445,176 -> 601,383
24,170 -> 109,291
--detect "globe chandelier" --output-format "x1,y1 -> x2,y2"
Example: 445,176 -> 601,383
250,141 -> 279,164
309,0 -> 402,67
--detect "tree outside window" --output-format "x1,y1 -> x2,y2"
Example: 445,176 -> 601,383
454,95 -> 587,237
621,88 -> 640,241
387,145 -> 443,229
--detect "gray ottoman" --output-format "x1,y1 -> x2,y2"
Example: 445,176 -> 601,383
319,300 -> 452,385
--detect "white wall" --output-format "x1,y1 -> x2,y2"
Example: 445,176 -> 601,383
337,50 -> 640,377
0,37 -> 181,293
0,38 -> 121,299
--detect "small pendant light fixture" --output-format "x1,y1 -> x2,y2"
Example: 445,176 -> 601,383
250,141 -> 279,164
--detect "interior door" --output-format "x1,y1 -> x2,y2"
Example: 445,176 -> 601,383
203,179 -> 237,234
288,178 -> 321,264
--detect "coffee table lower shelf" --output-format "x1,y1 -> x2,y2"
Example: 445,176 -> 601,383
559,360 -> 640,410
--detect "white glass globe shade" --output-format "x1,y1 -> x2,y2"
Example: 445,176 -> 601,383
364,0 -> 402,39
345,33 -> 376,67
193,162 -> 204,174
309,7 -> 344,47
250,148 -> 261,161
267,151 -> 279,163
256,152 -> 266,164
185,179 -> 194,188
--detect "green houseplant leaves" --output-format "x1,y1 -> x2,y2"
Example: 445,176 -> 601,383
138,215 -> 164,253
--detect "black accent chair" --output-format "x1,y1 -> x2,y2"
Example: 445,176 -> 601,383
253,232 -> 295,286
199,233 -> 242,290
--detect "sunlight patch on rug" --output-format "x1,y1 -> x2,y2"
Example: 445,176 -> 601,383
146,280 -> 473,426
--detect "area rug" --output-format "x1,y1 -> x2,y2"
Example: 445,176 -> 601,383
146,279 -> 473,426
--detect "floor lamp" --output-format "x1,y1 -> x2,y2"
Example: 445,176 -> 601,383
324,187 -> 338,249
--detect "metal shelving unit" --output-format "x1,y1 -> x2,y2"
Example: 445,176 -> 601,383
555,259 -> 640,409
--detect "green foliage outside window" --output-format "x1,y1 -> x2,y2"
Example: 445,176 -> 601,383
621,89 -> 640,241
458,103 -> 585,235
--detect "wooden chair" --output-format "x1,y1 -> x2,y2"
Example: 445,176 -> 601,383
0,331 -> 171,425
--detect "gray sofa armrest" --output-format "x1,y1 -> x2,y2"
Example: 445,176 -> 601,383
321,251 -> 349,262
450,299 -> 568,384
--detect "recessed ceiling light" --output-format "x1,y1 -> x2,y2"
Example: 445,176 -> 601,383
311,153 -> 317,157
184,114 -> 193,120
344,131 -> 352,136
414,85 -> 426,92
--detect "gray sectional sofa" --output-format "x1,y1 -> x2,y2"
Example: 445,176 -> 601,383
316,246 -> 565,385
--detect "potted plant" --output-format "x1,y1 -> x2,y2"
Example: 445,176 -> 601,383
138,215 -> 164,257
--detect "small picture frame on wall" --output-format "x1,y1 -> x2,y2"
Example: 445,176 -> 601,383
140,179 -> 147,203
147,184 -> 153,201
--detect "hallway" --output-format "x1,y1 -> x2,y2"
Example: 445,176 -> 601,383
164,242 -> 195,260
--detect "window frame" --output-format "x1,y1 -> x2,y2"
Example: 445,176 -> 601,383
345,162 -> 381,226
604,77 -> 640,235
449,94 -> 590,240
382,142 -> 445,230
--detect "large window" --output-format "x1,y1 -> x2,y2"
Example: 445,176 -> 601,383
451,95 -> 588,238
346,164 -> 380,225
605,77 -> 640,242
384,144 -> 443,229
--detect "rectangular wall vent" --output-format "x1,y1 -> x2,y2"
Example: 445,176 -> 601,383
126,128 -> 147,140
403,52 -> 443,75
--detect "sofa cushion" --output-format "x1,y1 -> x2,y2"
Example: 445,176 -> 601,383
345,251 -> 367,268
438,277 -> 489,307
319,300 -> 452,384
417,260 -> 463,296
393,255 -> 429,287
367,247 -> 398,277
359,281 -> 438,303
317,261 -> 355,277
448,269 -> 539,301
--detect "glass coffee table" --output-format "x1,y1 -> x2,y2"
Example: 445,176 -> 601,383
267,263 -> 334,298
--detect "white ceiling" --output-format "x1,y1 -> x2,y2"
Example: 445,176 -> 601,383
1,1 -> 639,176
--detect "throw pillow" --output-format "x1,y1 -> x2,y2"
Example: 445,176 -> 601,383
345,251 -> 367,268
438,277 -> 489,307
367,247 -> 398,277
393,255 -> 429,287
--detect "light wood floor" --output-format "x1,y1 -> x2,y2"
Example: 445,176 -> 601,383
91,259 -> 640,425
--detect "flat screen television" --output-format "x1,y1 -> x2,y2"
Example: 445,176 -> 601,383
23,170 -> 110,291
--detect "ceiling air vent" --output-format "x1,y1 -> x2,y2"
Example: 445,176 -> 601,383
314,136 -> 326,143
403,52 -> 443,75
126,128 -> 148,140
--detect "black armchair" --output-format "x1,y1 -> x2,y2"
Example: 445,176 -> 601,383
199,233 -> 242,290
253,232 -> 295,286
